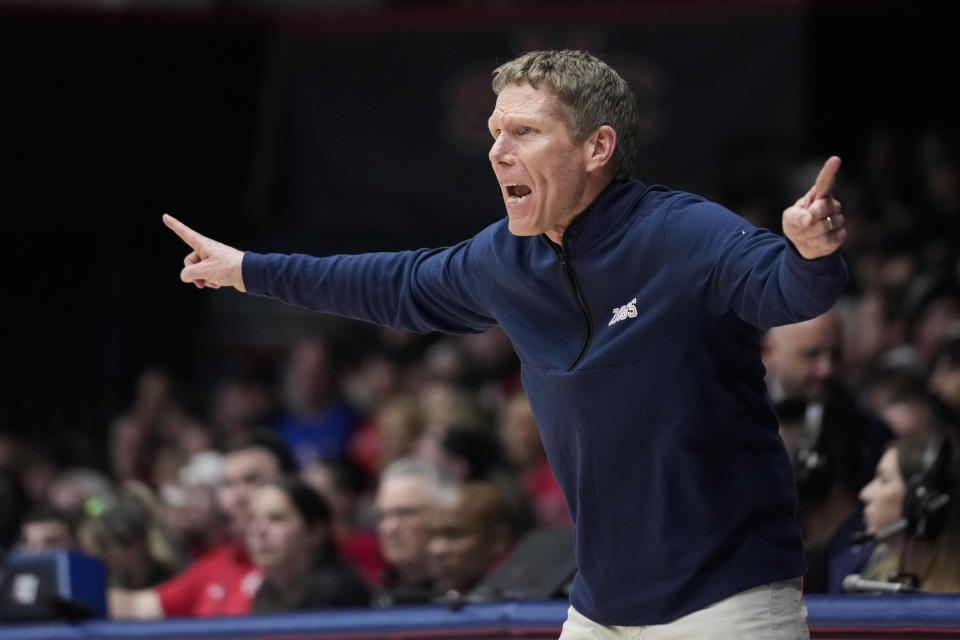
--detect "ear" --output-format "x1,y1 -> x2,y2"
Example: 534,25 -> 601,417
584,125 -> 617,174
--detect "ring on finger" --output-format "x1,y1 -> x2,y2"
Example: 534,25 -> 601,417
826,215 -> 834,231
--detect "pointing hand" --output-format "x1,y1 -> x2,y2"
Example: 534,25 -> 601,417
163,214 -> 246,292
782,156 -> 845,259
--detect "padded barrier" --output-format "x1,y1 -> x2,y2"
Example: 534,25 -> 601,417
2,597 -> 960,639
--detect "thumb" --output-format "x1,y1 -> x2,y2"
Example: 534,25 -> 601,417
180,252 -> 208,285
180,262 -> 205,285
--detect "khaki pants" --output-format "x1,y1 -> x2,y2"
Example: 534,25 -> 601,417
559,579 -> 808,640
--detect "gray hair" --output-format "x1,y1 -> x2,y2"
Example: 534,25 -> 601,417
492,49 -> 639,181
378,457 -> 453,501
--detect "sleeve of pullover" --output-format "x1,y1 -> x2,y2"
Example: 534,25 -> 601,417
241,238 -> 498,335
663,195 -> 848,330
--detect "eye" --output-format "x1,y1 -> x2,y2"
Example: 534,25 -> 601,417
518,126 -> 533,135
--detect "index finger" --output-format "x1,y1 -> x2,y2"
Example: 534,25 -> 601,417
163,213 -> 204,250
813,155 -> 842,200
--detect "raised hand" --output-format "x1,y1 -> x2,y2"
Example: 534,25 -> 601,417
781,156 -> 845,259
163,214 -> 246,291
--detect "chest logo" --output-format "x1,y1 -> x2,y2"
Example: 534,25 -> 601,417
608,297 -> 638,326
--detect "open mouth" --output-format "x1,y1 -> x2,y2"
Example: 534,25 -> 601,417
505,183 -> 532,204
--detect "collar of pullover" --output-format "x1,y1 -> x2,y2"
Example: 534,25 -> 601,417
545,179 -> 647,254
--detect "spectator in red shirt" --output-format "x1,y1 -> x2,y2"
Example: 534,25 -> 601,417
108,429 -> 297,619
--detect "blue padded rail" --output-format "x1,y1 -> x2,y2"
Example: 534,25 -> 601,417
2,597 -> 960,639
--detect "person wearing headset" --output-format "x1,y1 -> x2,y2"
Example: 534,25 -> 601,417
855,435 -> 960,592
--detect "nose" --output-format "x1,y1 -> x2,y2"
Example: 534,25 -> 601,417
429,535 -> 449,557
379,514 -> 399,538
489,134 -> 513,166
859,481 -> 874,504
817,355 -> 834,379
808,354 -> 835,389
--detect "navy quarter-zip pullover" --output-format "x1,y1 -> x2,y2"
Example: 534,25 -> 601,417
243,179 -> 847,625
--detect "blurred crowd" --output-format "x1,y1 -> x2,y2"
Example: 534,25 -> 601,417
0,321 -> 563,617
2,127 -> 960,618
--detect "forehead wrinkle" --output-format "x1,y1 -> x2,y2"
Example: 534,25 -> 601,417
492,86 -> 563,122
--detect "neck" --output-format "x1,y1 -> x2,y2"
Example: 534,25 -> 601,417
883,530 -> 905,551
266,561 -> 313,593
519,452 -> 548,472
545,228 -> 565,245
394,561 -> 430,585
545,175 -> 616,245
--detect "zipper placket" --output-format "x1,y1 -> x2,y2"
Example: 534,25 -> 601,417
549,237 -> 593,372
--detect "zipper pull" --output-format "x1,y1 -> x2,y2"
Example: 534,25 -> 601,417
551,239 -> 568,268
